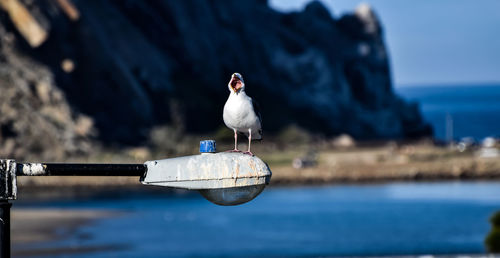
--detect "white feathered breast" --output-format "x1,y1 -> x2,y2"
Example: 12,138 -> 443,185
223,92 -> 262,139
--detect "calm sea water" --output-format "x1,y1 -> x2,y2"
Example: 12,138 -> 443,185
17,182 -> 500,257
396,84 -> 500,141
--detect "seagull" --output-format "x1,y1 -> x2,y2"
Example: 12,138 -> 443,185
223,73 -> 262,155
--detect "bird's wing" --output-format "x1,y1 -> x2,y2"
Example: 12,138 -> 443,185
251,98 -> 263,137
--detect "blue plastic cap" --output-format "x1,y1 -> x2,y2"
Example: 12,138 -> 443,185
200,140 -> 216,153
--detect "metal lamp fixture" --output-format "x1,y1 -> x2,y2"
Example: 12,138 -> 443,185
142,140 -> 271,205
0,140 -> 272,257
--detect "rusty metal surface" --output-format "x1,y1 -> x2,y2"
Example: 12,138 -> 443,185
142,153 -> 272,190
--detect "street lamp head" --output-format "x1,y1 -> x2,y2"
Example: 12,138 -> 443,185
141,142 -> 272,206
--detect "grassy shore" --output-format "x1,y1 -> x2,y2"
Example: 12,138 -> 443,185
15,140 -> 500,196
267,144 -> 500,184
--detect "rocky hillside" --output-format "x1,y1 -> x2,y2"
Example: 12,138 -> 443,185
0,18 -> 93,160
0,0 -> 431,159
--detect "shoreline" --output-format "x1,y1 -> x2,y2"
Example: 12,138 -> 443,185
11,208 -> 121,256
12,144 -> 500,198
14,175 -> 500,202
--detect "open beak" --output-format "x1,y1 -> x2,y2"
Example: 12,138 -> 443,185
230,74 -> 243,93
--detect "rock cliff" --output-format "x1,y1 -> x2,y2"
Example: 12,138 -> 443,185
0,0 -> 431,158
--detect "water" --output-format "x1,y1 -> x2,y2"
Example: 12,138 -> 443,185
396,84 -> 500,141
18,182 -> 500,257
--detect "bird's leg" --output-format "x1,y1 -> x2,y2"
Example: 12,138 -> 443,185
244,129 -> 254,156
226,129 -> 241,152
234,129 -> 239,151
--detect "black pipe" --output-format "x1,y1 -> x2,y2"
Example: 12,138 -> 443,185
17,163 -> 146,177
0,201 -> 11,258
4,162 -> 146,257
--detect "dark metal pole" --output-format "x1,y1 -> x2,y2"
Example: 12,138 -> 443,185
0,201 -> 11,258
3,161 -> 147,258
17,163 -> 146,177
0,159 -> 15,258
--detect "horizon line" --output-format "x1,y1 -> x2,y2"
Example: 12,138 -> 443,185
395,81 -> 500,89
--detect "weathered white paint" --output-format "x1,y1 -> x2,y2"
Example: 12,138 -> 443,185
142,152 -> 271,190
20,163 -> 46,176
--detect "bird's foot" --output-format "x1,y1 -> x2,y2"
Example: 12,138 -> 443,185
243,151 -> 254,156
225,149 -> 242,153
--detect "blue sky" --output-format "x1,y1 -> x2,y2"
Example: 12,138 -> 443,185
270,0 -> 500,87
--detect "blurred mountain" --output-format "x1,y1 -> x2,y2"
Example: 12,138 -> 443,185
0,0 -> 431,157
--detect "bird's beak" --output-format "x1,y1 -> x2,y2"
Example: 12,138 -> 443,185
229,74 -> 243,93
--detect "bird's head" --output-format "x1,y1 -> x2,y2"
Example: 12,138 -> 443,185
228,73 -> 245,93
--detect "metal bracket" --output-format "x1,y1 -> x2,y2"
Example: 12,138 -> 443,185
0,160 -> 17,200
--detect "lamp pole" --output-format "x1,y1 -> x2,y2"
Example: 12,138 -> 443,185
0,159 -> 15,258
0,140 -> 271,257
0,201 -> 11,258
0,161 -> 146,258
17,163 -> 146,177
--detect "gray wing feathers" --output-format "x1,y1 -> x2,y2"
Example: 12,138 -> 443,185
251,98 -> 263,139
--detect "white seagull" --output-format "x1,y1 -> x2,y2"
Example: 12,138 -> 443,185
223,73 -> 262,155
